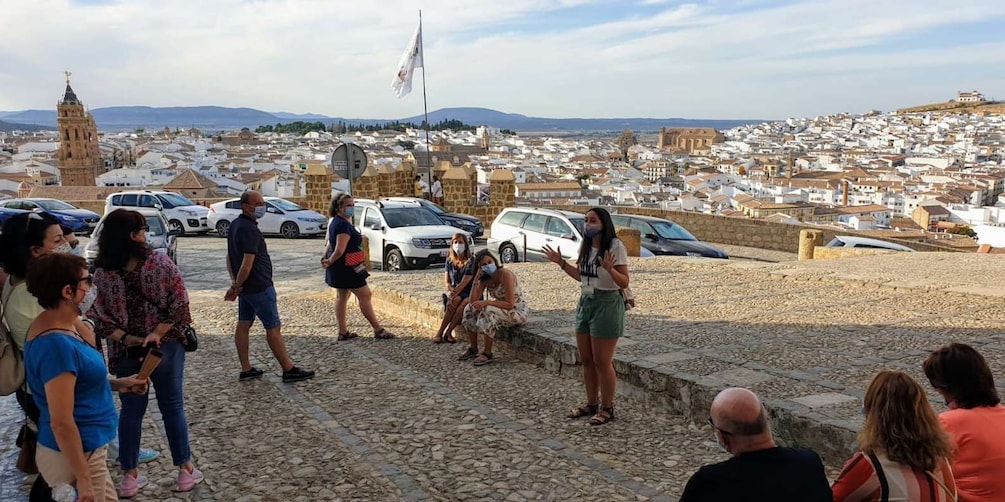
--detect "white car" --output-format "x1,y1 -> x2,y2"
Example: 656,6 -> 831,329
489,207 -> 655,263
84,209 -> 179,267
208,197 -> 328,239
354,198 -> 471,271
104,190 -> 210,235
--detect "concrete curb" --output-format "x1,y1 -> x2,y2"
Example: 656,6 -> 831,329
368,284 -> 859,465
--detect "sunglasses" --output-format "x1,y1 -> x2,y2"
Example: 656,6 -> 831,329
77,276 -> 93,287
708,416 -> 732,435
139,225 -> 150,231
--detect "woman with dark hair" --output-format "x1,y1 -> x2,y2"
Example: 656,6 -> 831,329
543,207 -> 629,426
1,212 -> 76,501
923,343 -> 1005,499
321,194 -> 394,340
23,253 -> 149,502
832,371 -> 958,501
456,249 -> 528,366
432,233 -> 474,344
87,209 -> 203,497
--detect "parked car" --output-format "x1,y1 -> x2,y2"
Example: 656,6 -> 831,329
383,197 -> 484,238
488,207 -> 585,263
354,198 -> 471,271
208,197 -> 327,239
104,190 -> 210,235
611,214 -> 728,259
84,209 -> 179,267
0,198 -> 100,234
824,235 -> 915,252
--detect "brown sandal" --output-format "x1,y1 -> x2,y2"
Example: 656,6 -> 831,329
589,406 -> 615,426
337,331 -> 359,341
443,333 -> 457,344
375,328 -> 395,340
431,334 -> 444,344
568,403 -> 599,419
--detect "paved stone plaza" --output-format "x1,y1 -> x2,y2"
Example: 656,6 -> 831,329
1,236 -> 1003,501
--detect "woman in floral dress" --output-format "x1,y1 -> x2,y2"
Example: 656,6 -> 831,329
456,250 -> 529,366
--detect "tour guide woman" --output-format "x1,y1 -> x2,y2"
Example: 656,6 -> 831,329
543,207 -> 629,426
24,253 -> 148,502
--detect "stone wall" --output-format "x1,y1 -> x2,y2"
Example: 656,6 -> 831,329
303,165 -> 332,215
548,205 -> 965,254
812,247 -> 898,260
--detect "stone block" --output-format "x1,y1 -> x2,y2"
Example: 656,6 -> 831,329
707,367 -> 774,386
615,228 -> 641,257
642,352 -> 698,364
791,393 -> 857,409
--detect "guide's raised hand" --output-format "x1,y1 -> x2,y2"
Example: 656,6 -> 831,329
542,244 -> 563,265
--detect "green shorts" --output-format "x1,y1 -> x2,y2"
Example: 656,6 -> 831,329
575,289 -> 625,338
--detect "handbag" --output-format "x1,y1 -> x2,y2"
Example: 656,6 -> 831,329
15,422 -> 38,474
126,280 -> 198,353
620,287 -> 636,311
0,285 -> 27,396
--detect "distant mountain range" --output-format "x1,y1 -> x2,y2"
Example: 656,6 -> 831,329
0,106 -> 769,133
0,118 -> 56,133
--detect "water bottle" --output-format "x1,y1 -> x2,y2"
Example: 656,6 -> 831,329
51,483 -> 77,502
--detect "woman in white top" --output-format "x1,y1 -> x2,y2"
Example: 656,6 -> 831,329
543,207 -> 629,426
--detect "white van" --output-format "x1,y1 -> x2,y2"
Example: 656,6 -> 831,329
105,190 -> 210,235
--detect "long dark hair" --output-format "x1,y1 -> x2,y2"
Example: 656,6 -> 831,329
577,207 -> 616,267
472,249 -> 500,281
0,212 -> 61,278
95,209 -> 150,271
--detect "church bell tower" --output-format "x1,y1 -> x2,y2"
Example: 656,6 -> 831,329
56,71 -> 100,186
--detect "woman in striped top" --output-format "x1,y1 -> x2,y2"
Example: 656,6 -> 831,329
832,370 -> 958,502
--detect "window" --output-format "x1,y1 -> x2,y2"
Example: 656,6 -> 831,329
521,213 -> 548,233
630,219 -> 651,236
546,217 -> 572,237
498,211 -> 527,227
120,194 -> 138,207
611,216 -> 630,227
225,201 -> 241,210
139,195 -> 158,208
111,195 -> 122,206
363,209 -> 380,228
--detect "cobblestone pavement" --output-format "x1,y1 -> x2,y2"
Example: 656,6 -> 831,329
370,253 -> 1005,465
2,236 -> 739,501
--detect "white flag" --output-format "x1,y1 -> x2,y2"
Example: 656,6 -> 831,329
391,22 -> 424,99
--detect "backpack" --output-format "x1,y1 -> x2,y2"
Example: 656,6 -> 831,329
0,284 -> 26,396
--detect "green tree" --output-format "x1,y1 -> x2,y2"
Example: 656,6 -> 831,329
947,225 -> 977,238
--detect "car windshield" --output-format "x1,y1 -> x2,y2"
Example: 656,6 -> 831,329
34,199 -> 77,211
157,193 -> 196,209
145,215 -> 166,236
382,207 -> 444,227
568,217 -> 585,234
651,221 -> 697,240
269,199 -> 305,212
419,200 -> 446,214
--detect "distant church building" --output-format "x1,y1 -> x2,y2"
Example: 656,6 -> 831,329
57,72 -> 101,186
956,90 -> 986,103
657,127 -> 724,153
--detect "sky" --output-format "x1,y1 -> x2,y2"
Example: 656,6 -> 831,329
1,0 -> 1004,120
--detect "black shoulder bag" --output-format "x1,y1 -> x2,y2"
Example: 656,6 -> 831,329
127,281 -> 198,352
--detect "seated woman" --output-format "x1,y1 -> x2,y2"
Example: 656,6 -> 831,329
88,209 -> 203,497
433,233 -> 474,344
832,370 -> 958,501
924,343 -> 1005,499
23,253 -> 148,502
456,250 -> 529,366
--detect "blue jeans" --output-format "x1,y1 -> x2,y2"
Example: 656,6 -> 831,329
237,286 -> 281,329
116,340 -> 191,470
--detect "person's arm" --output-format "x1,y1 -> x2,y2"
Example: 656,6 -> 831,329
543,245 -> 582,281
327,234 -> 350,265
468,277 -> 487,303
831,452 -> 875,502
451,274 -> 474,296
234,253 -> 256,289
44,373 -> 94,497
677,467 -> 712,502
600,241 -> 630,289
444,267 -> 453,291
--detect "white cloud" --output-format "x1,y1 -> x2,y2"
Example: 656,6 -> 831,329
0,0 -> 1002,120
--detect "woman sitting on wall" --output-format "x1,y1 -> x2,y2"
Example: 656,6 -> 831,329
432,233 -> 474,344
455,250 -> 529,366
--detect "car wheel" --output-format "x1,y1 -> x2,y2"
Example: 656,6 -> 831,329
169,220 -> 185,236
499,243 -> 518,263
384,248 -> 406,272
280,221 -> 300,239
215,220 -> 230,238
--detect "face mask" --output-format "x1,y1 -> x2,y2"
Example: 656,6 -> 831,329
344,206 -> 355,218
54,242 -> 74,255
481,263 -> 497,276
253,205 -> 267,219
452,243 -> 466,254
583,224 -> 602,239
78,285 -> 98,315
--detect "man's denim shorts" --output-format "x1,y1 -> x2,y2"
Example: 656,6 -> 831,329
238,286 -> 281,330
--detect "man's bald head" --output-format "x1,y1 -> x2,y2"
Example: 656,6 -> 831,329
240,191 -> 264,205
711,387 -> 770,437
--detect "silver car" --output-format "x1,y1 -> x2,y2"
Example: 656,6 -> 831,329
85,209 -> 180,267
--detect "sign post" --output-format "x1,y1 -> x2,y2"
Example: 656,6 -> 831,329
332,142 -> 368,196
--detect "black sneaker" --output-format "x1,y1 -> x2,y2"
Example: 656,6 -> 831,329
282,366 -> 316,383
238,367 -> 264,381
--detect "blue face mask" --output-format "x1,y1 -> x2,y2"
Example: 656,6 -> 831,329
253,205 -> 267,219
344,206 -> 354,218
481,263 -> 497,276
584,224 -> 602,239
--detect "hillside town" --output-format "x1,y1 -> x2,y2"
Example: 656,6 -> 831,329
1,84 -> 1004,247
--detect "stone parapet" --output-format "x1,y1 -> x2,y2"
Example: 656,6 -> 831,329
353,166 -> 380,200
616,228 -> 641,257
303,164 -> 332,215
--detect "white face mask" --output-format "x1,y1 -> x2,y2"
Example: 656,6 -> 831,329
78,285 -> 98,316
452,243 -> 466,254
54,242 -> 74,255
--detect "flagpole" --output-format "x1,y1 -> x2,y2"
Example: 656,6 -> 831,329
419,9 -> 432,196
